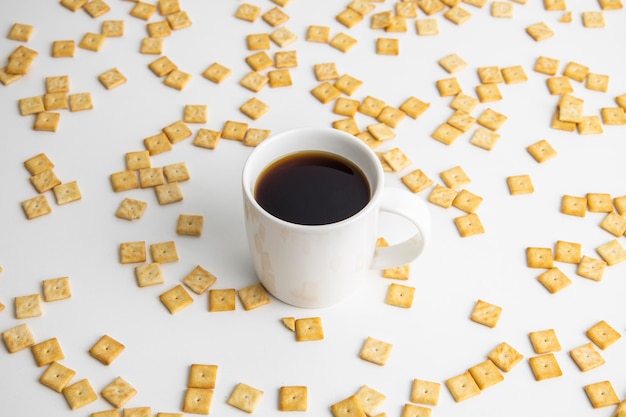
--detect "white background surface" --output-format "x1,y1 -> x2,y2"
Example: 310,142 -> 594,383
1,0 -> 626,416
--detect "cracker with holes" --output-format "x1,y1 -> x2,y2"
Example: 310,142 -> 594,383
89,335 -> 125,365
135,263 -> 164,287
183,388 -> 214,414
62,379 -> 98,410
39,362 -> 76,392
238,283 -> 271,310
43,276 -> 71,301
446,372 -> 480,402
120,241 -> 146,264
227,383 -> 264,413
31,337 -> 64,367
488,341 -> 524,372
570,343 -> 605,372
470,299 -> 502,328
596,239 -> 626,266
586,320 -> 621,350
155,182 -> 183,205
529,329 -> 561,353
359,337 -> 392,366
428,184 -> 458,208
537,267 -> 572,293
584,381 -> 619,408
386,283 -> 416,308
529,353 -> 562,381
22,195 -> 52,219
15,294 -> 43,319
295,317 -> 324,341
209,289 -> 236,312
401,169 -> 433,193
101,376 -> 137,408
280,386 -> 308,411
116,198 -> 147,221
183,265 -> 216,295
160,285 -> 194,314
468,359 -> 504,390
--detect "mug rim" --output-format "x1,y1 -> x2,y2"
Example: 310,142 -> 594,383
242,127 -> 385,231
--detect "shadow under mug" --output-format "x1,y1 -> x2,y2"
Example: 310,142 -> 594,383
242,127 -> 431,308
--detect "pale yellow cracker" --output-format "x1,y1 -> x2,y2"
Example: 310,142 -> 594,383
359,337 -> 392,366
600,212 -> 626,237
30,168 -> 61,193
416,18 -> 439,35
240,97 -> 270,120
222,120 -> 248,140
582,11 -> 606,28
243,128 -> 271,147
383,263 -> 410,279
535,56 -> 560,76
401,169 -> 433,193
332,118 -> 359,135
438,53 -> 467,73
44,92 -> 68,111
329,32 -> 358,53
19,96 -> 44,115
440,166 -> 470,189
386,283 -> 416,308
601,107 -> 626,125
419,0 -> 447,14
400,96 -> 430,119
24,153 -> 54,175
31,337 -> 64,367
281,317 -> 296,331
577,116 -> 603,135
188,364 -> 218,389
98,68 -> 126,89
209,288 -> 236,312
477,108 -> 507,131
52,40 -> 75,58
246,33 -> 270,50
124,407 -> 152,417
337,7 -> 363,28
102,20 -> 124,37
139,167 -> 164,188
450,93 -> 478,113
270,27 -> 297,47
311,82 -> 341,104
262,6 -> 289,27
160,285 -> 194,314
39,362 -> 76,392
427,184 -> 458,208
78,32 -> 106,52
33,111 -> 58,130
130,2 -> 157,19
370,10 -> 393,29
507,174 -> 534,195
526,22 -> 554,41
8,23 -> 34,41
59,0 -> 86,12
43,276 -> 72,301
470,299 -> 502,328
280,386 -> 308,411
246,51 -> 274,72
598,0 -> 623,9
295,317 -> 324,341
182,388 -> 214,414
615,195 -> 626,216
68,92 -> 93,112
306,25 -> 330,42
537,268 -> 571,294
570,343 -> 605,372
161,120 -> 191,144
0,66 -> 24,85
141,37 -> 163,54
22,195 -> 52,219
553,240 -> 581,264
529,353 -> 562,380
410,379 -> 440,406
238,283 -> 270,311
334,97 -> 360,117
529,329 -> 561,354
275,50 -> 298,68
561,194 -> 587,217
89,335 -> 124,365
488,341 -> 524,372
227,383 -> 264,413
164,69 -> 191,90
586,320 -> 621,350
478,66 -> 503,84
376,38 -> 399,55
444,6 -> 472,24
2,323 -> 35,353
101,377 -> 137,408
501,65 -> 527,83
596,239 -> 626,265
63,379 -> 98,410
563,61 -> 589,82
586,193 -> 613,212
527,139 -> 557,163
83,0 -> 110,17
176,214 -> 203,236
445,372 -> 480,402
150,241 -> 178,263
135,263 -> 164,287
149,56 -> 177,77
526,247 -> 554,268
476,83 -> 502,102
491,1 -> 514,17
547,76 -> 573,95
468,359 -> 504,390
447,110 -> 476,133
436,77 -> 462,97
46,75 -> 70,93
355,385 -> 385,416
110,170 -> 139,192
15,293 -> 43,319
120,241 -> 146,264
240,71 -> 269,92
350,0 -> 376,15
166,10 -> 191,30
356,131 -> 382,149
183,265 -> 216,295
452,189 -> 483,213
454,213 -> 485,237
431,123 -> 463,145
577,255 -> 607,281
584,381 -> 619,408
331,395 -> 366,417
202,62 -> 231,83
116,198 -> 147,220
366,123 -> 395,142
235,3 -> 261,21
382,147 -> 411,172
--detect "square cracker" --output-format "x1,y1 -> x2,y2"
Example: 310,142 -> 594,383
526,21 -> 554,41
141,37 -> 163,54
452,189 -> 483,213
502,65 -> 527,83
98,68 -> 126,89
43,92 -> 68,110
527,139 -> 557,163
150,241 -> 178,263
33,338 -> 64,368
306,25 -> 330,42
330,395 -> 366,417
295,317 -> 324,341
400,96 -> 430,119
202,62 -> 231,83
126,150 -> 150,170
600,212 -> 626,237
30,169 -> 61,193
438,53 -> 467,73
15,293 -> 43,319
209,289 -> 236,312
577,255 -> 607,281
183,265 -> 216,295
537,267 -> 572,293
596,239 -> 626,266
454,213 -> 485,237
411,379 -> 441,406
134,263 -> 164,287
68,92 -> 93,112
62,379 -> 98,410
22,195 -> 52,219
386,283 -> 416,308
476,83 -> 502,102
222,120 -> 248,140
101,376 -> 137,408
529,328 -> 561,353
570,343 -> 605,372
144,133 -> 172,155
431,123 -> 462,145
587,193 -> 613,212
163,120 -> 192,144
470,299 -> 502,328
488,341 -> 524,372
477,108 -> 507,131
528,353 -> 562,380
163,162 -> 189,183
377,106 -> 406,128
360,96 -> 387,117
359,337 -> 392,366
183,388 -> 214,414
526,247 -> 554,268
311,82 -> 341,104
235,3 -> 261,21
176,214 -> 203,236
507,175 -> 534,195
329,32 -> 358,53
89,335 -> 125,365
280,386 -> 308,411
160,285 -> 194,314
354,385 -> 385,416
164,69 -> 191,90
2,323 -> 35,353
427,184 -> 458,208
436,78 -> 462,97
53,181 -> 82,205
33,112 -> 60,132
193,129 -> 221,149
382,148 -> 411,172
39,362 -> 76,392
188,364 -> 218,389
586,320 -> 621,350
8,23 -> 34,41
227,383 -> 264,413
270,27 -> 297,47
334,74 -> 363,96
402,169 -> 433,193
561,195 -> 587,217
440,166 -> 470,189
238,283 -> 271,310
116,198 -> 147,221
468,359 -> 504,390
155,182 -> 184,205
24,153 -> 54,176
120,241 -> 146,264
584,381 -> 619,408
78,32 -> 106,52
555,240 -> 581,263
244,128 -> 271,147
445,372 -> 480,402
43,276 -> 72,302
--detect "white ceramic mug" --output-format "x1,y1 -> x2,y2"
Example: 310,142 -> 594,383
242,127 -> 431,308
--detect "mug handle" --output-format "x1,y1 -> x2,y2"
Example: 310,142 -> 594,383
370,187 -> 431,270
